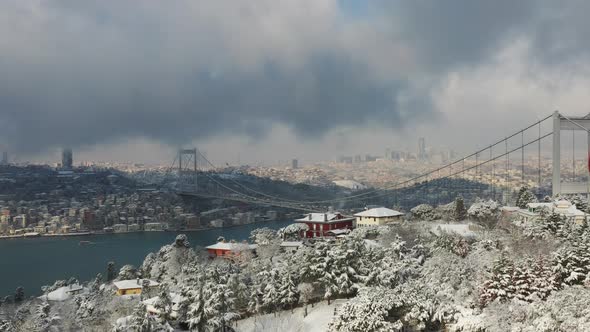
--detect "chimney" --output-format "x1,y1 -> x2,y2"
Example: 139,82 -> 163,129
137,278 -> 140,285
308,214 -> 312,220
324,214 -> 327,221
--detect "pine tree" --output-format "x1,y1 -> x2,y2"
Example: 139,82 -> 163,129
154,289 -> 173,322
129,303 -> 152,332
227,272 -> 249,313
107,261 -> 117,281
279,268 -> 300,312
205,282 -> 239,331
185,284 -> 207,332
479,253 -> 515,307
453,196 -> 467,221
14,287 -> 24,302
262,269 -> 281,313
516,186 -> 537,209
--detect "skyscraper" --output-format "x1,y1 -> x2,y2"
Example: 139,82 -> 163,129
418,137 -> 426,160
291,159 -> 298,169
1,151 -> 7,165
62,148 -> 73,169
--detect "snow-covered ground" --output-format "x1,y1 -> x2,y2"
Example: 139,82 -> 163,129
430,223 -> 478,238
235,300 -> 346,332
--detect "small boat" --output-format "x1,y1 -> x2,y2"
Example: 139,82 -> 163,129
79,240 -> 93,245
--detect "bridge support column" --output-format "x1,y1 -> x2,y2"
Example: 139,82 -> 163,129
587,133 -> 590,203
552,111 -> 561,197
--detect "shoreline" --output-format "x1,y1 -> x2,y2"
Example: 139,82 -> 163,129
0,219 -> 288,241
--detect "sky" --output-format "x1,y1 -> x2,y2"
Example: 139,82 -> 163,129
2,0 -> 590,166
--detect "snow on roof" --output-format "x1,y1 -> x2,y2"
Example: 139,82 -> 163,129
280,241 -> 303,247
354,207 -> 404,218
295,212 -> 354,223
143,293 -> 182,306
527,202 -> 553,209
114,279 -> 159,290
326,229 -> 350,235
205,242 -> 257,251
41,284 -> 85,301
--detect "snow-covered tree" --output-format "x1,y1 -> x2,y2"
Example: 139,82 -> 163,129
297,283 -> 314,316
117,264 -> 138,280
279,223 -> 308,240
174,234 -> 190,248
250,227 -> 278,246
227,272 -> 249,313
279,267 -> 299,312
262,269 -> 281,313
467,199 -> 500,223
128,303 -> 152,332
479,253 -> 515,307
411,204 -> 439,221
184,284 -> 207,332
204,282 -> 239,331
515,186 -> 537,209
153,289 -> 173,322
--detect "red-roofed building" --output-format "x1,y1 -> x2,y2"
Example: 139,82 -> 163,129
295,212 -> 355,238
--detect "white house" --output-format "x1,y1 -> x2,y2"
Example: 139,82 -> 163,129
353,207 -> 404,227
517,200 -> 588,226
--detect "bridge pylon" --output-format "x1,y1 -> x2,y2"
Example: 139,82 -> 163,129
178,148 -> 198,191
552,111 -> 590,199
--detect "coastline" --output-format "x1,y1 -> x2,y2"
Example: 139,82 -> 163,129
0,218 -> 288,241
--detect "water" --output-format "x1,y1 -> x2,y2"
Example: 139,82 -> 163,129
0,220 -> 292,298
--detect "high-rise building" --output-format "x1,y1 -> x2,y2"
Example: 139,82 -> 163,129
1,151 -> 7,165
62,148 -> 73,169
418,137 -> 426,160
291,159 -> 298,169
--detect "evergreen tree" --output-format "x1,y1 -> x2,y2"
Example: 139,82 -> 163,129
14,287 -> 24,302
128,303 -> 152,332
279,267 -> 299,312
154,289 -> 173,322
185,284 -> 207,332
107,261 -> 117,281
516,186 -> 537,209
227,272 -> 249,313
453,196 -> 467,221
204,282 -> 239,331
262,269 -> 281,313
479,253 -> 515,307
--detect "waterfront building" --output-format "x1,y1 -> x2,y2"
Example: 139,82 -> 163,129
144,222 -> 165,231
295,212 -> 355,238
354,207 -> 404,227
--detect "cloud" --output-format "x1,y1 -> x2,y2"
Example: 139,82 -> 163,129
0,0 -> 589,159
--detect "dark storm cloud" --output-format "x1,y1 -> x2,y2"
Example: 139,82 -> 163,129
391,0 -> 537,70
0,0 -> 584,153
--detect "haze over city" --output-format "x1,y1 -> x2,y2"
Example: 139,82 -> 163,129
3,1 -> 590,165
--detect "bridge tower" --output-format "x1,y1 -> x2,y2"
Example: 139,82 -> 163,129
552,111 -> 590,198
178,148 -> 198,191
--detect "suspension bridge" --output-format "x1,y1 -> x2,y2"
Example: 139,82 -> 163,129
170,111 -> 590,212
